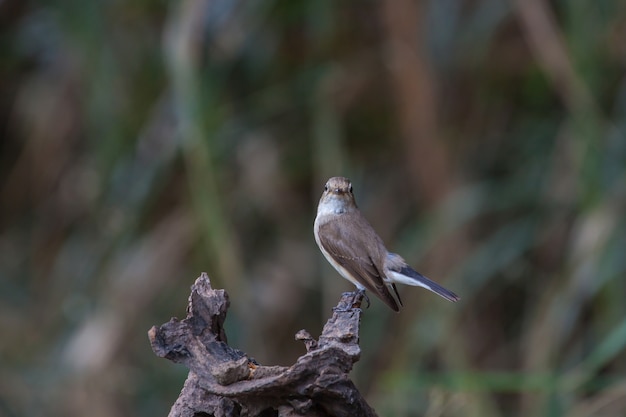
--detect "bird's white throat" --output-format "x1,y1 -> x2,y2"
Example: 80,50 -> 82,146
317,196 -> 349,216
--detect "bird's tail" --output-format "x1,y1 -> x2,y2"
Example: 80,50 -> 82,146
389,266 -> 460,302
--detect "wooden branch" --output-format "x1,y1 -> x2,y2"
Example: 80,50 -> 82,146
148,273 -> 378,417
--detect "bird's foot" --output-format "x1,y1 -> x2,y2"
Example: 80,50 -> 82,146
354,289 -> 370,309
333,289 -> 369,312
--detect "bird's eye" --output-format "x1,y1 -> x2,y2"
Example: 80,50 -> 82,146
324,185 -> 328,192
349,185 -> 353,193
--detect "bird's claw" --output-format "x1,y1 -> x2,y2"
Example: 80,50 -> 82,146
355,289 -> 370,309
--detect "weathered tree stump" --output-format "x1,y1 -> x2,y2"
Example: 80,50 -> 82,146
148,272 -> 378,417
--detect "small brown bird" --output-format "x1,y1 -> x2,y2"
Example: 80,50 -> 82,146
314,176 -> 460,311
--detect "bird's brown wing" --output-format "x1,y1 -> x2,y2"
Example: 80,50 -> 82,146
317,214 -> 400,311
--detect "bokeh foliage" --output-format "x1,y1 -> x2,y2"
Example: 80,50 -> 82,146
1,0 -> 625,416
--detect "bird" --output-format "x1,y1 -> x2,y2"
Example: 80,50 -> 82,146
314,176 -> 460,311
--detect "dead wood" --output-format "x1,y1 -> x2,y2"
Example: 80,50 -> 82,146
148,272 -> 378,417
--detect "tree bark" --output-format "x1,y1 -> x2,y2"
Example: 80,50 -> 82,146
148,273 -> 378,417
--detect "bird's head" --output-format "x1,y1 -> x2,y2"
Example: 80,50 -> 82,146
318,177 -> 357,214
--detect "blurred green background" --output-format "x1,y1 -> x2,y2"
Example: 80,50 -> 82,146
1,0 -> 626,416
